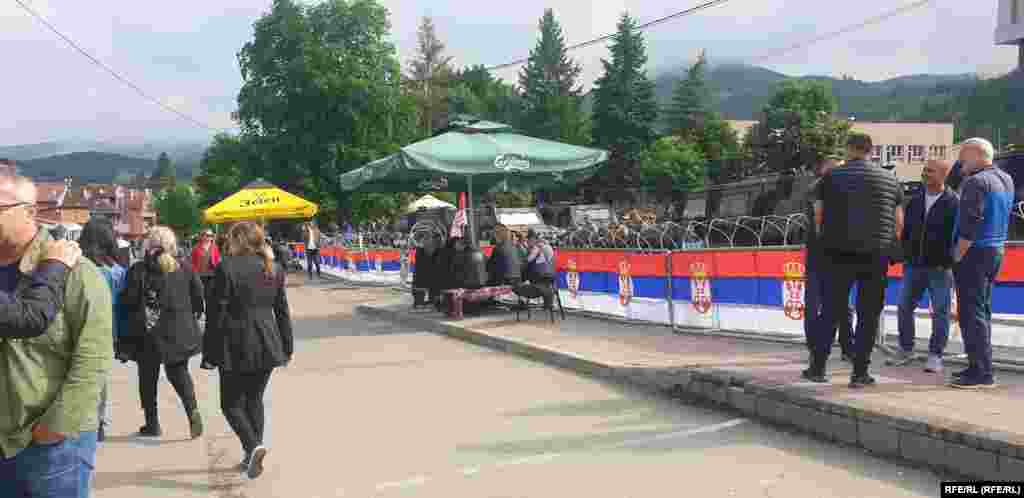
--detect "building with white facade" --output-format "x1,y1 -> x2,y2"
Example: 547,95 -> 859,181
997,0 -> 1024,70
727,120 -> 955,181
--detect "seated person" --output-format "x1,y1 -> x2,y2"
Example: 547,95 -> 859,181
522,229 -> 556,310
486,225 -> 522,287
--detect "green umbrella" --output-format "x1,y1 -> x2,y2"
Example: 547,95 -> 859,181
339,119 -> 609,244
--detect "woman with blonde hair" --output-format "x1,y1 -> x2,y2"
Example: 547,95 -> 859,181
120,225 -> 205,438
202,221 -> 293,479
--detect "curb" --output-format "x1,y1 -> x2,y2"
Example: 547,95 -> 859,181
356,304 -> 1024,481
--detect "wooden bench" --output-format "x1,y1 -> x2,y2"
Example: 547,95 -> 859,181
442,286 -> 514,320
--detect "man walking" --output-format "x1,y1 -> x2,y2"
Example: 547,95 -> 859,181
0,175 -> 113,497
890,160 -> 959,373
951,138 -> 1013,389
805,134 -> 904,388
303,221 -> 322,280
804,156 -> 855,361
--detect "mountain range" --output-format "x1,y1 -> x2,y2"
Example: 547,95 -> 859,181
649,62 -> 977,122
17,152 -> 197,185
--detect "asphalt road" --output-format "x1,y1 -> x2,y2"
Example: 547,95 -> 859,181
94,278 -> 949,498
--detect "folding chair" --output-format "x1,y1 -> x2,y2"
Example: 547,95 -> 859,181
515,278 -> 566,322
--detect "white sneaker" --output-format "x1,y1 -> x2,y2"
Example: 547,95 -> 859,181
925,354 -> 943,373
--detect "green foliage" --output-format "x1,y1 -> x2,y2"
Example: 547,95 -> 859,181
640,136 -> 706,191
406,16 -> 454,136
667,51 -> 712,135
591,13 -> 659,182
152,152 -> 176,182
517,9 -> 587,144
196,133 -> 247,207
740,80 -> 851,180
764,80 -> 838,131
153,184 -> 203,237
235,0 -> 417,226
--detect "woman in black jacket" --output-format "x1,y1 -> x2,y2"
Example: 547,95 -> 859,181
202,221 -> 293,480
120,225 -> 205,439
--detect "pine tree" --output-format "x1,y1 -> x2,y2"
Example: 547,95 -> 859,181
407,16 -> 453,136
668,50 -> 712,136
591,13 -> 659,183
517,9 -> 586,143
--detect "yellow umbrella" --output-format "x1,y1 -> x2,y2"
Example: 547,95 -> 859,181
204,179 -> 318,224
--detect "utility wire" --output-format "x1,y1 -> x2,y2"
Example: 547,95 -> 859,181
13,0 -> 225,133
748,0 -> 935,62
424,0 -> 737,78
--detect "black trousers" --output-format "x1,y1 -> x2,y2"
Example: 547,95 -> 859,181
306,248 -> 321,277
220,370 -> 273,455
138,359 -> 198,418
813,253 -> 888,376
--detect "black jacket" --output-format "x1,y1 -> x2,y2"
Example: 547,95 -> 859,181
486,240 -> 523,285
817,160 -> 904,255
901,187 -> 959,268
0,262 -> 69,339
120,256 -> 204,365
202,255 -> 293,372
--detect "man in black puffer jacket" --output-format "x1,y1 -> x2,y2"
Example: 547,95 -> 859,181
806,133 -> 905,388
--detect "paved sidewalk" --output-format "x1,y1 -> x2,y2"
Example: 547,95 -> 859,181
359,299 -> 1024,480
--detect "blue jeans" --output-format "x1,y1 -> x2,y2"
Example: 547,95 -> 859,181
897,265 -> 953,355
804,252 -> 854,354
953,246 -> 1004,381
0,431 -> 98,497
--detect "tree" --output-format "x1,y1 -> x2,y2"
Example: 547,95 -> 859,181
667,50 -> 712,135
640,136 -> 706,192
195,133 -> 248,207
591,13 -> 659,184
153,184 -> 203,236
150,152 -> 176,190
406,16 -> 454,136
236,0 -> 417,224
517,9 -> 587,143
742,80 -> 851,178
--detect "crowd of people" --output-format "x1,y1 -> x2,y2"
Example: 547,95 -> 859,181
803,134 -> 1012,389
0,172 -> 295,497
410,223 -> 557,312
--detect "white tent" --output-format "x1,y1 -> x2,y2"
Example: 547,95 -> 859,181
404,194 -> 454,213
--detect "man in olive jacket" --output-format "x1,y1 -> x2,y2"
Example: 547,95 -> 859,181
0,176 -> 113,497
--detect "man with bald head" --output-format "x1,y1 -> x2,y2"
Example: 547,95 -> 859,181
0,175 -> 112,497
951,138 -> 1013,389
891,159 -> 959,373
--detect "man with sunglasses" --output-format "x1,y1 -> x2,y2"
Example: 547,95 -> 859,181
0,175 -> 113,497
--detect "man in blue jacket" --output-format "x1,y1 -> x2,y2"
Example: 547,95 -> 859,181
890,159 -> 959,373
951,138 -> 1014,389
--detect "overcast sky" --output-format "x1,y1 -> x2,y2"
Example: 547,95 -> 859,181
1,0 -> 1016,146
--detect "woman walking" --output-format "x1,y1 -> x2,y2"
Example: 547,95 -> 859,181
202,221 -> 293,479
78,218 -> 128,442
120,226 -> 205,439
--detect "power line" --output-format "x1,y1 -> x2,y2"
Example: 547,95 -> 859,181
469,0 -> 738,74
748,0 -> 935,63
13,0 -> 225,133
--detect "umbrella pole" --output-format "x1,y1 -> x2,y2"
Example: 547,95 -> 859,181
467,175 -> 475,246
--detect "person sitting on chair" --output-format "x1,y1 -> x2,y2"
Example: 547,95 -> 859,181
524,229 -> 555,310
486,225 -> 522,287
